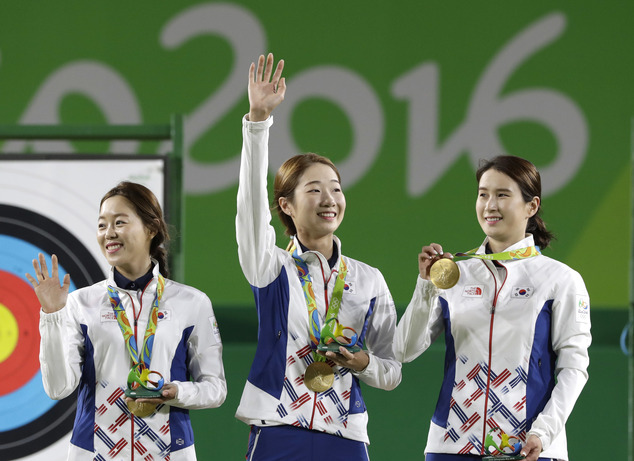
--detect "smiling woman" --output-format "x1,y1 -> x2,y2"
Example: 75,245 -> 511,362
275,155 -> 346,258
394,155 -> 591,461
235,53 -> 402,461
26,181 -> 227,461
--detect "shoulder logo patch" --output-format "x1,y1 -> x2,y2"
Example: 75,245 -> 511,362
575,295 -> 590,324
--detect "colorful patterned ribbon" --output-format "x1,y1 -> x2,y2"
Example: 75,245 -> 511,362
456,246 -> 541,261
107,274 -> 165,369
289,244 -> 348,362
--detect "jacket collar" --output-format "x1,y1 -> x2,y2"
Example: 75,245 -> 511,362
291,234 -> 342,270
107,258 -> 161,292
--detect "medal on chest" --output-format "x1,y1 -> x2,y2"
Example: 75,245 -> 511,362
107,274 -> 166,417
290,244 -> 360,393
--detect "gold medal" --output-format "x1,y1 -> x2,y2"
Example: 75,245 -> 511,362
430,258 -> 460,289
304,362 -> 334,393
126,400 -> 157,418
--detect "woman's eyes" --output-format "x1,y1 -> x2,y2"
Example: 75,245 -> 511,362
98,220 -> 126,228
478,192 -> 509,198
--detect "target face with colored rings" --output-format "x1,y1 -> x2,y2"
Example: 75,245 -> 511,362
0,204 -> 103,459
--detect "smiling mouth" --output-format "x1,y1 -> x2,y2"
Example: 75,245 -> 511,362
485,217 -> 501,222
318,212 -> 336,219
106,243 -> 122,253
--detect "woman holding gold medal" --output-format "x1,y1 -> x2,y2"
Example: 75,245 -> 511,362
236,53 -> 401,460
29,181 -> 226,460
394,156 -> 591,461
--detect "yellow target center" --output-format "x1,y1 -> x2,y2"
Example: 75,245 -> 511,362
0,303 -> 19,363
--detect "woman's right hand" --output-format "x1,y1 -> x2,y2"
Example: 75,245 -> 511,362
26,253 -> 70,314
248,53 -> 286,122
417,243 -> 453,280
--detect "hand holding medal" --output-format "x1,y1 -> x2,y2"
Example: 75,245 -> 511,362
418,243 -> 457,289
420,243 -> 541,289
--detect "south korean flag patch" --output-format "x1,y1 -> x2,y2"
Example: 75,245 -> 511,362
512,286 -> 533,298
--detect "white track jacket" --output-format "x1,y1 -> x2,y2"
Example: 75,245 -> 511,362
395,236 -> 591,460
235,115 -> 402,444
39,264 -> 227,460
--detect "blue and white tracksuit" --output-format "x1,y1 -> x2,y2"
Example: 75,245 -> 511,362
235,115 -> 402,445
39,264 -> 227,460
394,236 -> 591,460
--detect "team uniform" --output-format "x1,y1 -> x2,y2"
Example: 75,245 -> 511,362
236,115 -> 402,456
394,236 -> 591,461
39,263 -> 227,460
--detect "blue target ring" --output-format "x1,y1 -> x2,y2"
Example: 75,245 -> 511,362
0,204 -> 104,459
0,236 -> 78,431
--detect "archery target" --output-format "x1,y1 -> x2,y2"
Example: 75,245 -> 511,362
0,156 -> 166,460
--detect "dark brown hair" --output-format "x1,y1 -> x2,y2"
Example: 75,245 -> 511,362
476,155 -> 554,249
100,181 -> 170,277
273,153 -> 341,236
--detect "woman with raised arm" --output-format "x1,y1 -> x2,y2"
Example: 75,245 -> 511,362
394,156 -> 591,461
235,53 -> 401,460
29,181 -> 226,460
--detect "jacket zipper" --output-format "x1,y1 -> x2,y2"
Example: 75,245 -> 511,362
122,285 -> 148,460
309,255 -> 335,430
480,261 -> 507,454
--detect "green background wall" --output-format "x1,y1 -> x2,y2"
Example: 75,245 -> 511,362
0,1 -> 630,458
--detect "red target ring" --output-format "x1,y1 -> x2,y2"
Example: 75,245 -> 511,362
0,270 -> 41,395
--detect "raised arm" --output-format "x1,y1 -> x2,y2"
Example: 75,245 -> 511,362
236,54 -> 288,287
29,254 -> 84,399
394,244 -> 448,363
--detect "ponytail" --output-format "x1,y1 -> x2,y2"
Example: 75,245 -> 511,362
151,237 -> 170,279
527,215 -> 555,250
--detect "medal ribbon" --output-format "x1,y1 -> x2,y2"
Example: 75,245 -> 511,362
455,245 -> 541,261
289,243 -> 348,362
107,274 -> 165,368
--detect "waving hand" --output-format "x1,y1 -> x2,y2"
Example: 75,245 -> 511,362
26,253 -> 70,313
248,53 -> 286,122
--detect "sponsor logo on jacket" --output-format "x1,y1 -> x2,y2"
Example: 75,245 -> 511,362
100,310 -> 117,322
462,285 -> 483,297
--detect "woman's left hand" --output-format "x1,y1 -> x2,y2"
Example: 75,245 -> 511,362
319,347 -> 369,372
128,383 -> 178,405
520,434 -> 542,461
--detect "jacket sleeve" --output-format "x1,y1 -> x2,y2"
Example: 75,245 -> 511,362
353,271 -> 402,390
236,114 -> 283,288
528,269 -> 591,450
393,275 -> 446,363
39,297 -> 85,400
170,291 -> 227,410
